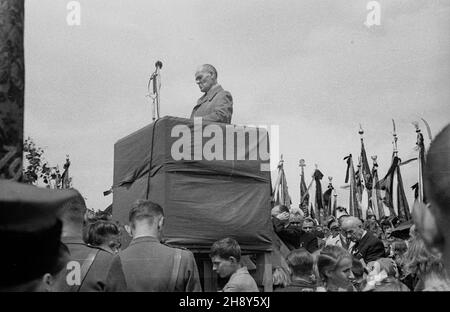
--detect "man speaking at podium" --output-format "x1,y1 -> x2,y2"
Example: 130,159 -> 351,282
190,64 -> 233,124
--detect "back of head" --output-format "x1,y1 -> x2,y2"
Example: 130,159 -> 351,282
403,234 -> 444,277
317,245 -> 351,281
376,258 -> 398,278
286,248 -> 314,277
129,199 -> 164,228
272,266 -> 291,288
201,64 -> 218,80
86,220 -> 120,247
425,123 -> 450,215
351,257 -> 365,278
59,191 -> 86,228
210,237 -> 241,262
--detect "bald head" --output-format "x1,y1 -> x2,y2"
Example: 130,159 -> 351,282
341,216 -> 364,243
425,123 -> 450,216
342,216 -> 363,228
198,64 -> 217,79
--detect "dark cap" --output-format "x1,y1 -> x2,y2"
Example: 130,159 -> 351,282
0,180 -> 78,287
0,179 -> 79,231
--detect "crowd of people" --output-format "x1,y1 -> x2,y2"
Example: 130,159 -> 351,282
0,183 -> 259,292
272,206 -> 447,291
0,124 -> 449,292
270,123 -> 450,291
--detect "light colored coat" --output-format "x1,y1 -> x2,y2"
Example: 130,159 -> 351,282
222,267 -> 259,292
190,84 -> 233,124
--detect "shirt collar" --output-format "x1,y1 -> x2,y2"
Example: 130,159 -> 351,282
129,236 -> 160,246
231,266 -> 249,277
205,84 -> 222,100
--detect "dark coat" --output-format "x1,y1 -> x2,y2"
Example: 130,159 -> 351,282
351,231 -> 386,263
272,218 -> 319,253
105,236 -> 202,292
61,236 -> 126,292
190,84 -> 233,124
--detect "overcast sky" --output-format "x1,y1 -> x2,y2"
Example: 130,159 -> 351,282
24,0 -> 450,211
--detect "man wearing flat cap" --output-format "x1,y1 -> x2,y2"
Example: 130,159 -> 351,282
0,180 -> 76,291
191,64 -> 233,124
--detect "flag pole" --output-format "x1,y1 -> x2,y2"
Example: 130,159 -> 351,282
333,191 -> 338,217
299,159 -> 305,211
392,119 -> 398,157
413,122 -> 425,203
300,176 -> 314,207
327,176 -> 333,220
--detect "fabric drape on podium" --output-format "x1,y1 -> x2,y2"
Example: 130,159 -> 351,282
113,116 -> 273,252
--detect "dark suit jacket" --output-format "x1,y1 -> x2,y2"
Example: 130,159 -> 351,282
106,236 -> 202,292
272,218 -> 319,253
190,84 -> 233,124
61,236 -> 126,292
351,231 -> 386,263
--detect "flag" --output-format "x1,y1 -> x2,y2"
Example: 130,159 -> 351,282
61,156 -> 71,189
411,183 -> 419,200
376,154 -> 398,217
360,138 -> 373,214
355,158 -> 365,216
360,140 -> 373,189
299,164 -> 310,216
332,193 -> 338,217
309,202 -> 316,222
344,154 -> 362,218
376,154 -> 411,221
103,187 -> 113,196
313,169 -> 324,224
323,182 -> 333,219
371,159 -> 385,219
272,158 -> 292,207
416,129 -> 427,203
396,165 -> 411,221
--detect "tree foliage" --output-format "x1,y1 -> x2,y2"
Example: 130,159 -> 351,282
22,137 -> 71,188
